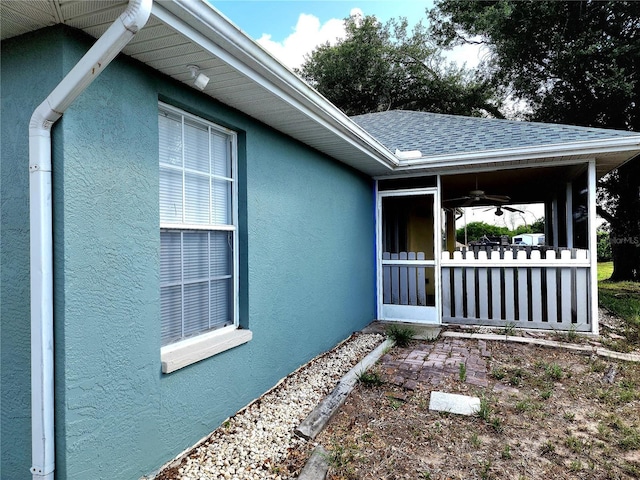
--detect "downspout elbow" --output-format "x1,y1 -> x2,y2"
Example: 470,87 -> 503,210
119,0 -> 153,34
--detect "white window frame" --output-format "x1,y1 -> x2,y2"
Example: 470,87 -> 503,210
158,102 -> 250,373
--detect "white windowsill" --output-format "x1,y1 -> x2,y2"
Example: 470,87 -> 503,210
161,327 -> 252,374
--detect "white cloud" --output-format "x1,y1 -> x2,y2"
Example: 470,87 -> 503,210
443,43 -> 486,70
257,9 -> 364,70
256,8 -> 484,73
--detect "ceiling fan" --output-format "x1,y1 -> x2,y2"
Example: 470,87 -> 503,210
444,179 -> 511,207
483,205 -> 524,216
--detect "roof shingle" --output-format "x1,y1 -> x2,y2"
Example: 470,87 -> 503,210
351,110 -> 640,158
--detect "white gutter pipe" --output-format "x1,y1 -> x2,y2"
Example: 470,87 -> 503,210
28,1 -> 152,478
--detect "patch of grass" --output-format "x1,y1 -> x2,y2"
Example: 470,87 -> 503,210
325,442 -> 359,479
569,460 -> 582,472
478,460 -> 493,480
540,388 -> 553,400
509,368 -> 526,386
563,411 -> 576,422
618,384 -> 637,403
598,262 -> 640,349
491,367 -> 506,380
566,323 -> 579,342
545,363 -> 563,381
385,324 -> 415,347
357,369 -> 383,387
501,444 -> 512,459
597,422 -> 611,440
619,426 -> 640,450
598,262 -> 613,282
502,322 -> 516,336
515,398 -> 535,413
565,435 -> 583,453
470,432 -> 482,448
476,396 -> 493,422
589,359 -> 607,373
540,440 -> 556,455
621,463 -> 640,477
459,362 -> 467,382
490,417 -> 503,433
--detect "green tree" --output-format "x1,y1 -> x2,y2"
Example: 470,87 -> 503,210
430,0 -> 640,280
298,14 -> 503,117
456,221 -> 510,244
597,226 -> 612,263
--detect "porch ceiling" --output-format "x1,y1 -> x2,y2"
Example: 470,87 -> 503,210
441,164 -> 585,206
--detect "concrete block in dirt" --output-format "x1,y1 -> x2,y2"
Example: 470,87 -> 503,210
429,391 -> 480,416
297,445 -> 329,480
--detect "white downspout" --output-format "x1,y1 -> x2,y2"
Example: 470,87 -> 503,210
29,1 -> 152,478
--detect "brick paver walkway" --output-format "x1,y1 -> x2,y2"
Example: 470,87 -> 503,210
379,338 -> 492,391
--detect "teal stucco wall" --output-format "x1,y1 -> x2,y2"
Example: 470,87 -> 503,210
1,26 -> 375,479
1,28 -> 67,479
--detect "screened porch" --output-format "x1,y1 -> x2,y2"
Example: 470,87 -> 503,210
439,163 -> 598,333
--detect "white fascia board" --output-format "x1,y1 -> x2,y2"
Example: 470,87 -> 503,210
152,0 -> 398,171
376,157 -> 593,180
397,136 -> 640,172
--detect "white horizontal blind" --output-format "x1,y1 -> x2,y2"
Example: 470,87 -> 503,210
159,105 -> 236,346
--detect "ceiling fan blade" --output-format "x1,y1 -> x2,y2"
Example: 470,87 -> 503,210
483,194 -> 511,203
462,198 -> 477,207
443,196 -> 472,204
503,206 -> 524,213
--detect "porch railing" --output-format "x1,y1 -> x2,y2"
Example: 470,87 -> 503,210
441,248 -> 591,331
382,252 -> 433,306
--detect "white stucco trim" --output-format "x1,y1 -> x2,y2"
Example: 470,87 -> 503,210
161,327 -> 253,374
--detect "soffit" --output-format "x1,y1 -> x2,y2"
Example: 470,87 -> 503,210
0,0 -> 397,176
3,1 -> 639,179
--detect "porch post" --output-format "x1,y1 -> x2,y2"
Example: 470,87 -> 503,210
552,196 -> 559,248
587,160 -> 599,335
566,182 -> 574,249
445,209 -> 457,252
374,179 -> 382,321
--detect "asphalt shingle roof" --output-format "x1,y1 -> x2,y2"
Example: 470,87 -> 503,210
351,110 -> 640,158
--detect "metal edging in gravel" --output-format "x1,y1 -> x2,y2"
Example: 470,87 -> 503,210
295,338 -> 394,441
441,331 -> 640,362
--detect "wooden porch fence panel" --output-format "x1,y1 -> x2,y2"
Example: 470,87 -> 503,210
382,252 -> 430,306
441,248 -> 591,331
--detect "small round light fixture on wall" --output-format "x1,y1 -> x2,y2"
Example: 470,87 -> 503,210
187,65 -> 210,91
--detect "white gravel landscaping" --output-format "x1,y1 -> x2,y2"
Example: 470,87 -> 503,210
157,332 -> 384,480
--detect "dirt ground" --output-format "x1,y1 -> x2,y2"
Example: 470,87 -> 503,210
280,316 -> 640,480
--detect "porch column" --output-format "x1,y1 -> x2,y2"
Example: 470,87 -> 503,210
566,182 -> 574,249
587,159 -> 598,335
445,209 -> 457,252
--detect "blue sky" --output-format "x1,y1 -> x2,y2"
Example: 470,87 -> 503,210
213,1 -> 433,41
210,1 -> 483,71
206,1 -> 479,70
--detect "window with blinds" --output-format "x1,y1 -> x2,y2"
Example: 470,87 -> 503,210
159,104 -> 237,346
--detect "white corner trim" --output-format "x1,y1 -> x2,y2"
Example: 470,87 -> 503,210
161,328 -> 252,374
